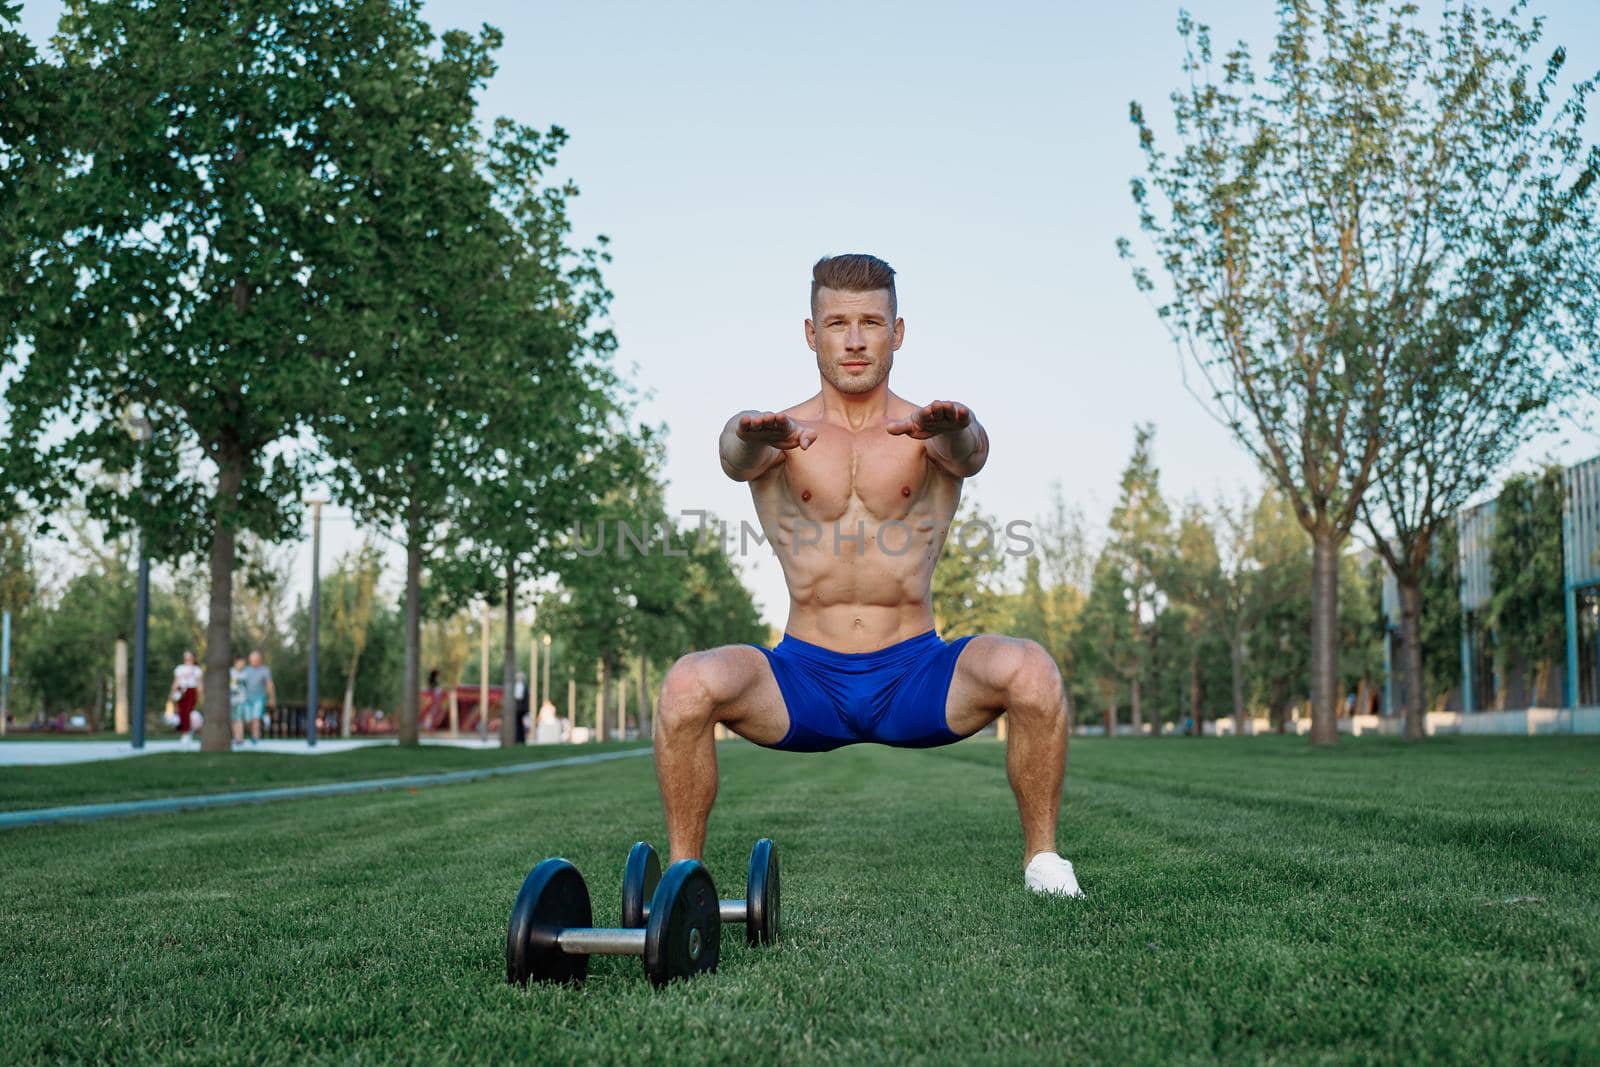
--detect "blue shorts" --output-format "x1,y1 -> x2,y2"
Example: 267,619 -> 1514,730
751,630 -> 976,753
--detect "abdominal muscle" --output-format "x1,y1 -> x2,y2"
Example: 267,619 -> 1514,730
753,474 -> 959,654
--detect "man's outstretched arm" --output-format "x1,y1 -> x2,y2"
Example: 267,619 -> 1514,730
886,400 -> 988,478
719,410 -> 817,482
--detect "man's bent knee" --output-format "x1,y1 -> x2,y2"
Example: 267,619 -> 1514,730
1009,640 -> 1066,722
658,649 -> 750,734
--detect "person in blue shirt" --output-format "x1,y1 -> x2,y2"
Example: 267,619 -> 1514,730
233,649 -> 276,747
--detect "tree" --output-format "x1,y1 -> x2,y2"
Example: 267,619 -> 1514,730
1,0 -> 456,751
1419,518 -> 1463,709
1165,499 -> 1227,735
1011,486 -> 1091,722
1486,467 -> 1565,706
1344,5 -> 1599,739
1124,1 -> 1599,743
1245,489 -> 1312,731
1076,551 -> 1138,737
319,23 -> 624,747
1212,490 -> 1258,732
328,541 -> 383,736
1102,424 -> 1171,735
932,498 -> 1012,637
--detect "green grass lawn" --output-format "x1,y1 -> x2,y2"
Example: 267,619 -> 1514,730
2,736 -> 1596,1064
0,739 -> 647,811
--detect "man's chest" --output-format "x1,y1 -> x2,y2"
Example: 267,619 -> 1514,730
779,431 -> 928,522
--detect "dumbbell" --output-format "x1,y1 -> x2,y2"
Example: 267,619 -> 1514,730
506,856 -> 720,988
622,838 -> 779,946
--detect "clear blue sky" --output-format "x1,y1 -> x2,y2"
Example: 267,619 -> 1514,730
17,1 -> 1600,627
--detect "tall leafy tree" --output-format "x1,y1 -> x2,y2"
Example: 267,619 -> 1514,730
1124,1 -> 1598,744
1,0 -> 452,750
1486,467 -> 1565,706
319,23 -> 626,746
1419,518 -> 1463,708
1245,488 -> 1313,731
1165,500 -> 1227,735
1076,550 -> 1138,737
1102,424 -> 1171,734
328,541 -> 383,736
1343,4 -> 1599,739
931,498 -> 1012,637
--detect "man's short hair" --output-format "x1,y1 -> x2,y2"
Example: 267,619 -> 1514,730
811,253 -> 897,318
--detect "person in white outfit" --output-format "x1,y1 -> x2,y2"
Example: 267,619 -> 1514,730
170,651 -> 203,743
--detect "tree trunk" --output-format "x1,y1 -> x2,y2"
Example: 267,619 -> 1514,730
200,445 -> 244,752
399,519 -> 422,746
1103,692 -> 1115,738
638,656 -> 652,739
1397,576 -> 1427,741
501,560 -> 518,747
1130,677 -> 1143,735
341,665 -> 356,739
1308,528 -> 1341,746
1229,631 -> 1246,735
1189,655 -> 1201,736
596,658 -> 608,741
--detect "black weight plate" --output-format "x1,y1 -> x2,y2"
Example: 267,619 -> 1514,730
643,860 -> 720,988
621,841 -> 660,929
745,838 -> 779,946
506,858 -> 591,985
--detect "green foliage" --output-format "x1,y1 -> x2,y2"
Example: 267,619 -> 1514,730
931,498 -> 1011,637
1420,520 -> 1463,706
1126,0 -> 1600,737
1487,467 -> 1566,696
1099,425 -> 1171,721
544,444 -> 765,687
10,560 -> 201,723
1244,488 -> 1312,725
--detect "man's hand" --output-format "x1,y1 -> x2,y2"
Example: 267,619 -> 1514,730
736,411 -> 817,451
885,400 -> 972,440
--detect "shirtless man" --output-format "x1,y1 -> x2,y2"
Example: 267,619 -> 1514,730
654,253 -> 1081,896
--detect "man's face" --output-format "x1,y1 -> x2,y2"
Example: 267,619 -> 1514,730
249,652 -> 262,667
805,287 -> 904,395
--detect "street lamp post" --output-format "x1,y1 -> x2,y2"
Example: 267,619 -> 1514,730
542,633 -> 551,707
127,412 -> 153,751
306,497 -> 326,748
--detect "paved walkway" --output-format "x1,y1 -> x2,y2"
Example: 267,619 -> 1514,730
0,746 -> 654,829
0,735 -> 531,766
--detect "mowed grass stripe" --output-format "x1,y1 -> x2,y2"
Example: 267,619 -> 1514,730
1,738 -> 1596,1065
0,747 -> 655,829
0,739 -> 651,812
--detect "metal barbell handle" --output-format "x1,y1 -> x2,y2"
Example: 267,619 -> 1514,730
556,927 -> 648,956
641,899 -> 745,924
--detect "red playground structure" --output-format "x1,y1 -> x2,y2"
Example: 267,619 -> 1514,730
417,684 -> 506,735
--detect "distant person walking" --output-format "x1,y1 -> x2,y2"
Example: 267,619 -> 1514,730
234,649 -> 275,747
513,671 -> 530,744
229,655 -> 247,725
169,650 -> 203,743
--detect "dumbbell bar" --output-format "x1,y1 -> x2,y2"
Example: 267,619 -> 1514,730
623,838 -> 779,946
507,856 -> 721,988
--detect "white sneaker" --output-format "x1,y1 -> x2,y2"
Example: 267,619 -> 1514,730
1025,852 -> 1084,898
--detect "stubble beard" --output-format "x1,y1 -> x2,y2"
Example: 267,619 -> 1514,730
819,357 -> 891,395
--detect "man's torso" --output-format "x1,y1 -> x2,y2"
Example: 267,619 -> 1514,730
240,666 -> 271,701
748,392 -> 963,652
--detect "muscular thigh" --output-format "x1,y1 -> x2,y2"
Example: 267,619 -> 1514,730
690,645 -> 791,747
943,635 -> 1030,736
